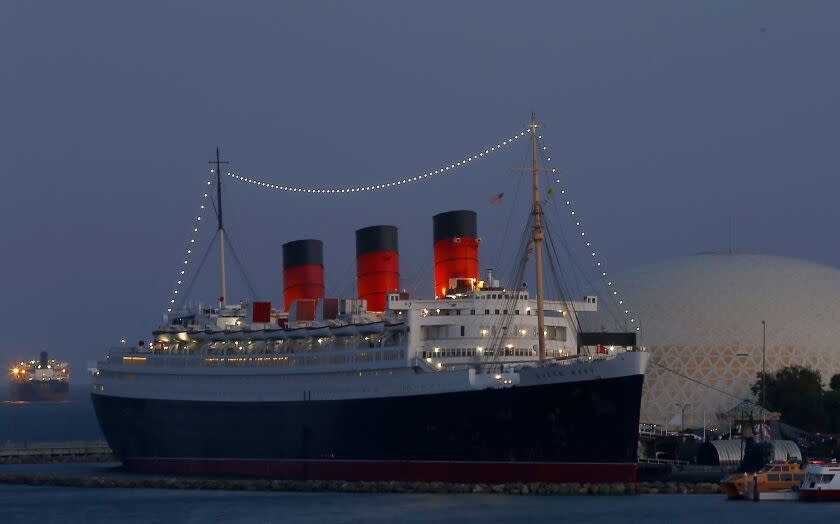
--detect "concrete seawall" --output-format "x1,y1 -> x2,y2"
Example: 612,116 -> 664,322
0,442 -> 113,464
0,471 -> 722,495
0,443 -> 723,494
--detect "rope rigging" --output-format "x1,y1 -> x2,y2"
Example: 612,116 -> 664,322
481,214 -> 533,372
536,133 -> 639,333
168,177 -> 259,312
542,217 -> 583,336
163,121 -> 641,348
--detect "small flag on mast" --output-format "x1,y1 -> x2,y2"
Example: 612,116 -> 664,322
490,192 -> 504,204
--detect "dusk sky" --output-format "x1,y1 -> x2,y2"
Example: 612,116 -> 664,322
1,2 -> 839,375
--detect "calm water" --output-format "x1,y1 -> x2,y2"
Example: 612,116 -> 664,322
1,386 -> 102,442
0,487 -> 837,524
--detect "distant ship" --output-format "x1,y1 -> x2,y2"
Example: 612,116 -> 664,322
92,115 -> 649,483
9,351 -> 70,401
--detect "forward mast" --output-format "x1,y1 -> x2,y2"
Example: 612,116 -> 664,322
210,148 -> 229,307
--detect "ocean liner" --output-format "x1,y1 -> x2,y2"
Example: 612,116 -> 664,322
92,115 -> 649,483
10,351 -> 70,401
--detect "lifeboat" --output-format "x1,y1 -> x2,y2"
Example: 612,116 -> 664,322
244,329 -> 266,341
329,324 -> 358,337
262,328 -> 287,341
152,329 -> 177,343
284,327 -> 310,339
222,327 -> 243,341
357,322 -> 385,335
205,328 -> 226,341
306,326 -> 331,338
385,321 -> 407,333
190,330 -> 210,342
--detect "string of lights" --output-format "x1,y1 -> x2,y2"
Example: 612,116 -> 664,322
224,129 -> 553,194
168,125 -> 636,333
166,173 -> 213,313
537,135 -> 640,332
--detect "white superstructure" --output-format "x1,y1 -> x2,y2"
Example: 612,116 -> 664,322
93,288 -> 647,402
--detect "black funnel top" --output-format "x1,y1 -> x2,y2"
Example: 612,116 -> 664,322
356,225 -> 399,257
283,239 -> 324,268
433,210 -> 477,242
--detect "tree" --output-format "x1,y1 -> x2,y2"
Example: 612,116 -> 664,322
830,373 -> 840,393
751,365 -> 825,432
825,391 -> 840,434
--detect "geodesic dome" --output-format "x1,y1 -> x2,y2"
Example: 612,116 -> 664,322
613,253 -> 840,428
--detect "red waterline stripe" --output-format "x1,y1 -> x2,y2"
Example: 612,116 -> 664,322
799,489 -> 840,501
123,458 -> 637,483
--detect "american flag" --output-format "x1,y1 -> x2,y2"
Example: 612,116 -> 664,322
490,192 -> 504,204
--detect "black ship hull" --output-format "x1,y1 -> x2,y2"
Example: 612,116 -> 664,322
92,374 -> 644,483
10,381 -> 69,402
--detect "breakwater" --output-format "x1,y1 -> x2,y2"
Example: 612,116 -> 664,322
0,472 -> 721,495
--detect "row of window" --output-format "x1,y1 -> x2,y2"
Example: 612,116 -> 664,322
426,308 -> 533,317
115,350 -> 407,369
420,324 -> 567,341
766,474 -> 804,481
150,334 -> 406,355
804,473 -> 835,483
478,293 -> 529,300
423,348 -> 532,358
479,325 -> 567,341
202,351 -> 405,367
421,348 -> 569,359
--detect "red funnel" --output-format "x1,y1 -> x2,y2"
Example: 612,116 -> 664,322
356,225 -> 399,312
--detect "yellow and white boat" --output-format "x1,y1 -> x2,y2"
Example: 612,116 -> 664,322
721,459 -> 805,500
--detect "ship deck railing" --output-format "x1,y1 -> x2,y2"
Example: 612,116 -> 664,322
639,423 -> 675,438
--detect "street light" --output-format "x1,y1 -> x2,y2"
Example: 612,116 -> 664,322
761,320 -> 766,408
674,402 -> 691,434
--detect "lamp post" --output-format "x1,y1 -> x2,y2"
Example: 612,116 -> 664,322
761,320 -> 766,408
675,402 -> 691,434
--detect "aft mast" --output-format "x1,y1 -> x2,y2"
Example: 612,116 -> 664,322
211,148 -> 229,307
514,113 -> 550,361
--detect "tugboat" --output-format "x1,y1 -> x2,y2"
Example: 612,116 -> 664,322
92,115 -> 650,483
799,459 -> 840,501
9,351 -> 70,401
